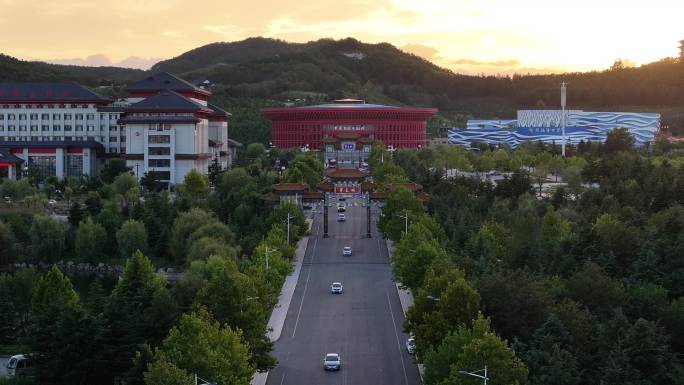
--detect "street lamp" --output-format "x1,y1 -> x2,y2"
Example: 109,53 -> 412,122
458,366 -> 488,385
285,211 -> 294,245
264,246 -> 277,270
395,211 -> 408,235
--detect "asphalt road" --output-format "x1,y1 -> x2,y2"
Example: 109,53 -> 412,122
266,196 -> 421,385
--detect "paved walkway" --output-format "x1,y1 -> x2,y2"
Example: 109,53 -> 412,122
251,219 -> 312,385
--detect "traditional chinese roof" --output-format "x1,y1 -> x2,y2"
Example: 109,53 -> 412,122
317,180 -> 334,192
357,137 -> 374,143
262,192 -> 280,202
336,132 -> 361,140
388,182 -> 423,192
361,180 -> 376,191
303,191 -> 324,201
0,82 -> 109,104
0,148 -> 24,164
417,191 -> 431,202
272,182 -> 309,192
208,102 -> 232,118
126,90 -> 212,112
326,168 -> 370,179
127,72 -> 210,95
227,138 -> 243,148
322,137 -> 339,143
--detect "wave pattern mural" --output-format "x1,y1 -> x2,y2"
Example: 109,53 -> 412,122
449,110 -> 660,148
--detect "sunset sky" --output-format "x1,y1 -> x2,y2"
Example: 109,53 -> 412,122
1,0 -> 682,75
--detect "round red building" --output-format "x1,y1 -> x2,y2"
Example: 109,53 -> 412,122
261,99 -> 437,166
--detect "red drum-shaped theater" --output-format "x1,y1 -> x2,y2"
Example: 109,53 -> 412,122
261,100 -> 437,167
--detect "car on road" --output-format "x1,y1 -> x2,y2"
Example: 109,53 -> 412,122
338,196 -> 346,201
337,204 -> 346,212
406,337 -> 417,354
337,213 -> 346,222
342,246 -> 352,256
324,353 -> 341,371
6,354 -> 35,377
330,282 -> 343,294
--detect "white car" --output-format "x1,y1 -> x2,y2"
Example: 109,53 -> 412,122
342,246 -> 352,256
330,282 -> 343,294
324,353 -> 341,371
406,338 -> 417,354
337,213 -> 346,222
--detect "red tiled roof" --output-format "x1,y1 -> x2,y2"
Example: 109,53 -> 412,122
272,182 -> 309,191
326,168 -> 369,179
388,182 -> 423,192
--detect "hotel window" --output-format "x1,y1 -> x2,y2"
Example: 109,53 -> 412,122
148,159 -> 170,167
30,125 -> 38,131
148,147 -> 171,156
110,126 -> 117,131
64,114 -> 72,120
19,125 -> 27,131
86,114 -> 94,120
8,114 -> 15,120
19,114 -> 26,120
148,171 -> 170,181
148,135 -> 170,144
8,125 -> 15,131
100,125 -> 106,131
75,125 -> 83,131
53,114 -> 61,120
28,156 -> 56,178
66,155 -> 83,177
53,125 -> 61,131
110,148 -> 118,153
64,125 -> 72,132
0,114 -> 4,120
75,114 -> 83,120
0,125 -> 3,131
87,125 -> 95,131
109,137 -> 118,142
110,114 -> 118,120
41,125 -> 49,132
30,114 -> 38,120
41,114 -> 50,120
99,114 -> 105,120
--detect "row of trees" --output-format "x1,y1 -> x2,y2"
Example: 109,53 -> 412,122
0,145 -> 315,384
379,134 -> 684,385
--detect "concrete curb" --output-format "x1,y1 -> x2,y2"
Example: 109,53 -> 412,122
251,219 -> 312,385
386,239 -> 425,382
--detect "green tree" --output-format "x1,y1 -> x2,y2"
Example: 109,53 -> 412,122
101,159 -> 131,184
194,261 -> 274,370
378,188 -> 426,241
0,268 -> 39,344
179,169 -> 210,205
145,308 -> 254,385
30,215 -> 66,262
112,171 -> 139,196
604,127 -> 635,154
564,262 -> 626,316
117,219 -> 149,259
406,267 -> 481,354
393,221 -> 448,291
75,217 -> 107,262
105,251 -> 178,382
170,208 -> 217,264
423,313 -> 528,385
0,220 -> 16,266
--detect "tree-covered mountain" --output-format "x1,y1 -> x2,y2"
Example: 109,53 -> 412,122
2,37 -> 684,143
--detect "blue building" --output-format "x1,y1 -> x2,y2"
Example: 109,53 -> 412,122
449,110 -> 660,148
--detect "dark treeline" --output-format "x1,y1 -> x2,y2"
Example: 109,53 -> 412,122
0,147 -> 319,384
376,133 -> 684,385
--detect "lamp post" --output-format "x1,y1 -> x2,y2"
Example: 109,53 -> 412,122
285,211 -> 294,245
458,366 -> 488,385
396,211 -> 408,235
264,246 -> 277,270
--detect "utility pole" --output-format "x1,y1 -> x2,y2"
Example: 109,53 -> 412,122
286,212 -> 294,245
265,246 -> 277,270
561,82 -> 567,157
323,192 -> 329,238
366,191 -> 372,238
396,211 -> 408,236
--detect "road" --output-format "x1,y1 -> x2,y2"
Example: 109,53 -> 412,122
266,196 -> 421,385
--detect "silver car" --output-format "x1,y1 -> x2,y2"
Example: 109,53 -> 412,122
330,282 -> 343,294
406,338 -> 417,354
324,353 -> 341,371
342,246 -> 352,256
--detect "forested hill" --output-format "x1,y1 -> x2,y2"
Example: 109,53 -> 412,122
2,37 -> 684,142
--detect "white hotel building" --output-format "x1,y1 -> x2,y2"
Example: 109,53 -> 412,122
0,73 -> 238,185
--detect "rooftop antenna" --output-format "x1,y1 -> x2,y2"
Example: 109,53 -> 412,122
561,82 -> 567,157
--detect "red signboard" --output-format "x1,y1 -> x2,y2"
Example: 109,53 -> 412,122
335,186 -> 359,194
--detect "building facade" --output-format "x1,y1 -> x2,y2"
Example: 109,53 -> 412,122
121,72 -> 232,186
449,110 -> 661,148
0,82 -> 113,178
261,99 -> 437,167
0,73 -> 237,185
